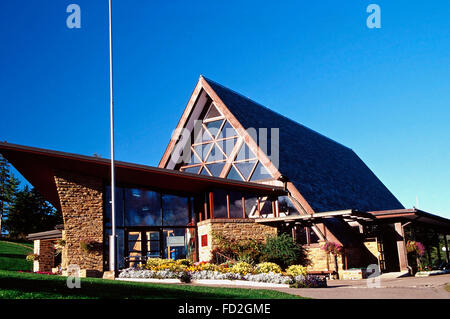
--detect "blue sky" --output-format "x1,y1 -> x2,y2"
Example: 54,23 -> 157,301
0,1 -> 449,218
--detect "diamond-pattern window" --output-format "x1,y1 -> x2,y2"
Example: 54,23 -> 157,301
216,137 -> 237,157
205,120 -> 224,139
226,165 -> 244,181
250,161 -> 271,181
194,127 -> 213,144
206,162 -> 226,177
194,143 -> 213,161
199,166 -> 211,176
219,121 -> 238,139
235,143 -> 256,161
204,103 -> 222,120
182,165 -> 201,174
235,160 -> 257,180
206,143 -> 226,162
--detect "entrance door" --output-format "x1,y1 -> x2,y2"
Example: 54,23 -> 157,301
125,229 -> 162,267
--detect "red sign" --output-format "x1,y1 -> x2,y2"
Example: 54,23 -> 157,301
201,234 -> 208,247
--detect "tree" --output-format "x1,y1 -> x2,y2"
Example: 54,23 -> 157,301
4,186 -> 63,239
0,154 -> 19,235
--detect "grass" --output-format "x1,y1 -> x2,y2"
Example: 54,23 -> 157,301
0,270 -> 303,299
446,284 -> 450,292
0,240 -> 33,271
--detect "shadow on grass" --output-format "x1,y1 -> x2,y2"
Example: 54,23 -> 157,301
0,271 -> 300,299
0,253 -> 27,259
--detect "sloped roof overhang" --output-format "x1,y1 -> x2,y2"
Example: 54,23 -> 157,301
255,209 -> 375,226
0,142 -> 286,212
369,208 -> 450,232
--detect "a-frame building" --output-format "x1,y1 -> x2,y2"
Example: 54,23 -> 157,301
159,76 -> 406,261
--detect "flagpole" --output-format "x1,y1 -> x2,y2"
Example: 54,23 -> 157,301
108,0 -> 116,272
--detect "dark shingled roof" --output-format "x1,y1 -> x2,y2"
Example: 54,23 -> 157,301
204,77 -> 404,212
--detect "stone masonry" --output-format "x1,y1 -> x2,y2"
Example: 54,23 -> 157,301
33,239 -> 56,272
197,218 -> 277,262
54,170 -> 103,272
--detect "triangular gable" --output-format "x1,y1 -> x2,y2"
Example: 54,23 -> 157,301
158,76 -> 315,215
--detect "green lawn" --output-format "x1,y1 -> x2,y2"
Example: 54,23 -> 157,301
0,240 -> 33,271
0,270 -> 302,299
0,240 -> 303,299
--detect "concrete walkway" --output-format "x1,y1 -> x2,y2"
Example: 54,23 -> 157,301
192,274 -> 450,299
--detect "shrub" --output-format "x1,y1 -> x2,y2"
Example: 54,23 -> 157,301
79,240 -> 100,253
231,262 -> 254,275
290,275 -> 327,288
211,232 -> 264,265
260,233 -> 309,269
286,265 -> 308,277
146,258 -> 173,268
26,253 -> 39,262
256,262 -> 282,274
175,259 -> 193,267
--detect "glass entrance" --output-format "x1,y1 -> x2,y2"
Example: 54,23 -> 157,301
124,227 -> 195,267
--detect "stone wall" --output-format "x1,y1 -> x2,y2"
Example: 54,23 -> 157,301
197,218 -> 277,262
54,170 -> 104,272
33,239 -> 56,272
306,242 -> 344,277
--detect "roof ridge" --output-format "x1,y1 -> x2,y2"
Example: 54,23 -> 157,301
202,76 -> 352,151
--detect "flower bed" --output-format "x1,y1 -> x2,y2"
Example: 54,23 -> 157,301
118,259 -> 326,288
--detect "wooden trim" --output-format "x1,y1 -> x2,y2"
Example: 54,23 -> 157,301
204,198 -> 208,220
275,199 -> 280,218
159,79 -> 203,168
227,194 -> 230,219
242,197 -> 246,218
209,192 -> 215,219
200,78 -> 281,179
257,198 -> 261,217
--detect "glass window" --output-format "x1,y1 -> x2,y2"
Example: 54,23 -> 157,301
194,127 -> 212,144
227,165 -> 244,181
124,189 -> 161,226
235,160 -> 257,180
220,121 -> 238,139
199,166 -> 211,176
182,165 -> 201,174
206,162 -> 226,177
235,143 -> 256,161
244,195 -> 258,217
188,149 -> 201,165
205,120 -> 224,139
250,161 -> 271,181
217,137 -> 237,157
278,196 -> 300,216
204,103 -> 222,119
194,143 -> 213,161
105,186 -> 124,227
162,194 -> 189,226
206,143 -> 226,162
213,189 -> 228,218
228,191 -> 244,218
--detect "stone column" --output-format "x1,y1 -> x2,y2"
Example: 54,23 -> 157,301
394,222 -> 408,271
34,239 -> 55,272
54,170 -> 104,273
